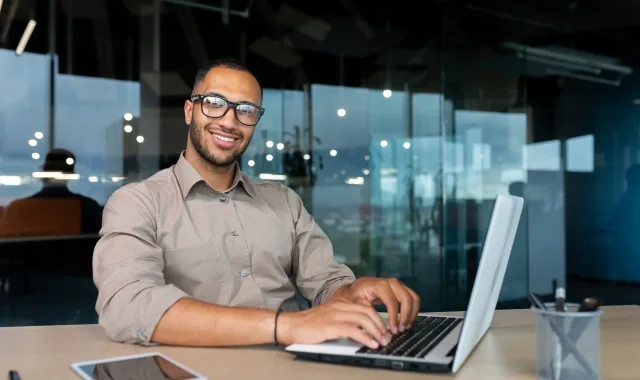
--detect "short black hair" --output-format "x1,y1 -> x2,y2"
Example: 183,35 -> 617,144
192,58 -> 263,98
43,148 -> 75,174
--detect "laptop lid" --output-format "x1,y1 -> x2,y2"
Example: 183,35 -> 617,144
451,194 -> 524,373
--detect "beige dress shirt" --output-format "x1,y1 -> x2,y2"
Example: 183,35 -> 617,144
93,153 -> 355,345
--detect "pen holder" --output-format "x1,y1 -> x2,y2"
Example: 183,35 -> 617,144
533,303 -> 604,380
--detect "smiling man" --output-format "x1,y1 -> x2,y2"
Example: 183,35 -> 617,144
93,59 -> 420,350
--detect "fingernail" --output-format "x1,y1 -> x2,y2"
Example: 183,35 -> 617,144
370,339 -> 380,349
386,333 -> 392,342
399,325 -> 405,333
391,326 -> 398,334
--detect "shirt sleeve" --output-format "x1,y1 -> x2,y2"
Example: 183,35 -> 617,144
284,186 -> 356,306
93,183 -> 189,345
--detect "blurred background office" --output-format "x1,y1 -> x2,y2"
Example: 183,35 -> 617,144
1,0 -> 639,326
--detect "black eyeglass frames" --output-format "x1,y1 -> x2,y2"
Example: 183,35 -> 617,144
190,94 -> 265,126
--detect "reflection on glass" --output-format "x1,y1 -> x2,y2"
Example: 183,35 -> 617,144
525,140 -> 561,171
567,135 -> 595,172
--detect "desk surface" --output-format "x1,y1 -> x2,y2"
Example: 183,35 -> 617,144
1,305 -> 639,380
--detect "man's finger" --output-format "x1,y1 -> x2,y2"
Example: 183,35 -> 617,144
405,286 -> 421,325
330,324 -> 380,350
352,301 -> 389,338
389,279 -> 414,330
333,310 -> 388,346
371,282 -> 400,334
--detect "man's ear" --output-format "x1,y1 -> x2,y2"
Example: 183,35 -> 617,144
184,99 -> 193,125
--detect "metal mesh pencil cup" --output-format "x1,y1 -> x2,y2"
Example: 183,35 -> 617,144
533,302 -> 604,380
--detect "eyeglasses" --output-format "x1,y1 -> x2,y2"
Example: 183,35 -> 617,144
190,94 -> 265,126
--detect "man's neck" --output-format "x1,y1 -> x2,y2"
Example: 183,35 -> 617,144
42,181 -> 69,190
184,150 -> 236,193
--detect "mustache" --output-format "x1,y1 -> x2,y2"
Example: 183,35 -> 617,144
202,124 -> 243,139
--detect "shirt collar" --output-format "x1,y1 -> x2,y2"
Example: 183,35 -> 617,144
174,152 -> 256,199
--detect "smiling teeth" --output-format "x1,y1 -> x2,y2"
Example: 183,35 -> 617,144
215,134 -> 235,142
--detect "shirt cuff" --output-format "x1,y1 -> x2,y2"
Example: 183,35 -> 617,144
317,277 -> 356,305
137,285 -> 189,346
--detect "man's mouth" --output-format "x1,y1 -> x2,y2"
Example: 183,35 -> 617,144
214,134 -> 236,143
209,131 -> 240,149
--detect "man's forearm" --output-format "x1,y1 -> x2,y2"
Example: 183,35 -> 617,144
151,298 -> 277,346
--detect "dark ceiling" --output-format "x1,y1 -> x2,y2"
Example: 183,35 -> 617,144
1,0 -> 639,94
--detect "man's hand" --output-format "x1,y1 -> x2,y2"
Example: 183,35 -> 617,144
333,277 -> 421,335
277,301 -> 393,349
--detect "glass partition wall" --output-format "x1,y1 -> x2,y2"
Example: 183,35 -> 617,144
2,0 -> 640,326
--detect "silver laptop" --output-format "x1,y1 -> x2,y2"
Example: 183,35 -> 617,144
285,193 -> 524,374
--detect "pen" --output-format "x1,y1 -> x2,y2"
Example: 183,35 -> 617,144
554,287 -> 566,312
8,370 -> 21,380
553,287 -> 566,380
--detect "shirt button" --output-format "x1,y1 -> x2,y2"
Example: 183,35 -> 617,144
239,268 -> 250,277
232,231 -> 238,236
220,197 -> 227,202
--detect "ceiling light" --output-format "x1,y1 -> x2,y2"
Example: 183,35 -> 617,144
0,176 -> 21,186
259,173 -> 287,181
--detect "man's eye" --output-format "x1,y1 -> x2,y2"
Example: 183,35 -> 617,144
203,97 -> 225,106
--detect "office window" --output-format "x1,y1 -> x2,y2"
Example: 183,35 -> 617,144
567,134 -> 595,172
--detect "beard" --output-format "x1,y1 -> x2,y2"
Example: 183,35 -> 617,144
189,120 -> 251,168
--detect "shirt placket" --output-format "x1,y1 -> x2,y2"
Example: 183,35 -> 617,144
217,193 -> 264,306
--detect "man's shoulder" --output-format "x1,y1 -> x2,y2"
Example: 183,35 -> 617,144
106,167 -> 177,207
242,172 -> 296,199
240,172 -> 306,216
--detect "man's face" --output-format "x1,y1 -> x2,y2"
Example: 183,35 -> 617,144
184,67 -> 262,168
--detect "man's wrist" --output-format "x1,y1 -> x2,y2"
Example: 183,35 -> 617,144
330,283 -> 354,303
275,311 -> 294,345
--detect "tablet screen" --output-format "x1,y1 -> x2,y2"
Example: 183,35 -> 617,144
73,353 -> 202,379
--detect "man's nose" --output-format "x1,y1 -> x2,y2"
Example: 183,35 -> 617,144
218,106 -> 237,128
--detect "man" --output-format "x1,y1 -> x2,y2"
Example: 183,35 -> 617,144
29,149 -> 103,234
0,149 -> 103,236
93,59 -> 420,351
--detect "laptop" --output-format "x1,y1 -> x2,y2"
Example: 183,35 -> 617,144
285,193 -> 524,374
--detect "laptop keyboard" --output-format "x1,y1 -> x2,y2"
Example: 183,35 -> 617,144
356,316 -> 462,358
